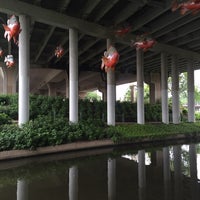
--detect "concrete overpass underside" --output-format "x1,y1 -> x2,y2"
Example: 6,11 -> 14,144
0,0 -> 200,96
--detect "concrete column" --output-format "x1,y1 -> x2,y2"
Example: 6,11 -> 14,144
99,87 -> 107,102
108,158 -> 116,200
161,52 -> 169,124
47,82 -> 56,96
130,85 -> 136,103
137,49 -> 144,124
17,179 -> 28,200
65,72 -> 69,98
171,55 -> 179,124
149,82 -> 155,104
0,67 -> 7,94
18,15 -> 30,126
107,39 -> 116,126
150,72 -> 161,104
0,66 -> 18,94
69,166 -> 78,200
69,28 -> 78,123
187,60 -> 195,122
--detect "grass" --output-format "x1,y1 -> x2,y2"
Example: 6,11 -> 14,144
108,122 -> 200,143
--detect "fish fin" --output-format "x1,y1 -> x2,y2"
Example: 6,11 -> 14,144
2,24 -> 10,31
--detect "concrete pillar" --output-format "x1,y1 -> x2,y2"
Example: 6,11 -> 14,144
149,82 -> 155,104
47,82 -> 57,96
65,72 -> 69,98
17,179 -> 28,200
187,59 -> 195,122
161,52 -> 169,124
107,39 -> 116,126
150,72 -> 161,104
108,158 -> 116,200
0,67 -> 7,94
171,55 -> 180,124
18,15 -> 30,126
99,87 -> 107,102
69,166 -> 78,200
0,66 -> 18,94
69,28 -> 78,123
137,49 -> 144,124
130,85 -> 136,103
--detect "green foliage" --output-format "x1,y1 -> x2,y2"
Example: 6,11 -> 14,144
108,122 -> 200,143
84,91 -> 101,101
0,116 -> 111,151
0,113 -> 11,125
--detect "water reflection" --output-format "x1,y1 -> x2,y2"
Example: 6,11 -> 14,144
17,179 -> 28,200
69,166 -> 78,200
138,150 -> 146,200
108,158 -> 116,200
0,141 -> 199,200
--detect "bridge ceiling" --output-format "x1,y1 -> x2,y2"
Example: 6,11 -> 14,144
0,0 -> 200,76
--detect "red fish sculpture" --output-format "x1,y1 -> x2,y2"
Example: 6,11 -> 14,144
4,55 -> 15,68
171,0 -> 200,15
133,39 -> 156,51
55,45 -> 64,58
131,34 -> 156,52
0,47 -> 4,57
101,46 -> 119,72
2,15 -> 21,45
114,25 -> 131,37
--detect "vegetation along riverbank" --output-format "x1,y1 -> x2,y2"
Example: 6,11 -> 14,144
0,94 -> 200,152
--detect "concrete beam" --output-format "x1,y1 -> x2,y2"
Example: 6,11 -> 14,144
0,0 -> 109,38
31,70 -> 62,93
1,0 -> 200,62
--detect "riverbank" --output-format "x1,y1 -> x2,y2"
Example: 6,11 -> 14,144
0,130 -> 200,162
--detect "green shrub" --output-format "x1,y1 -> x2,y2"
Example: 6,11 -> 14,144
0,113 -> 11,125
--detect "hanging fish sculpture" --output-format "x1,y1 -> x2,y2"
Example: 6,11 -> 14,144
0,47 -> 4,57
55,45 -> 64,58
131,34 -> 156,52
101,46 -> 119,72
4,55 -> 15,68
114,25 -> 132,37
2,15 -> 21,45
171,0 -> 200,15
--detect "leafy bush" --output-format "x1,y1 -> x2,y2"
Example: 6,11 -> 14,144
0,113 -> 11,125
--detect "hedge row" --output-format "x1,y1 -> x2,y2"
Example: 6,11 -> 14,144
0,94 -> 166,123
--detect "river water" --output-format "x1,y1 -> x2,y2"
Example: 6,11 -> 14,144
0,140 -> 200,200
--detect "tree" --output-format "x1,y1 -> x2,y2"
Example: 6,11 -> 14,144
123,83 -> 149,102
85,91 -> 101,101
168,72 -> 200,105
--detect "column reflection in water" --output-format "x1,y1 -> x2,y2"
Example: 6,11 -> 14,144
138,150 -> 146,200
17,179 -> 28,200
163,147 -> 171,200
69,166 -> 78,200
108,158 -> 116,200
173,145 -> 182,200
189,144 -> 198,200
